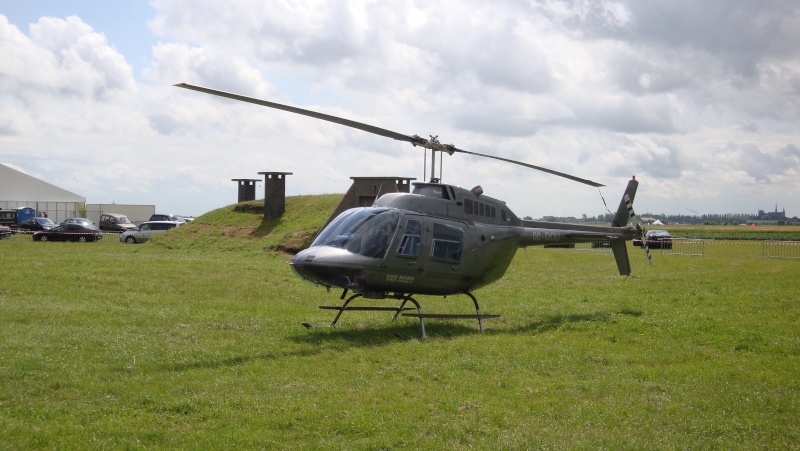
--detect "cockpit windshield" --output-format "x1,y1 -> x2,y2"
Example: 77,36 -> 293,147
311,208 -> 400,259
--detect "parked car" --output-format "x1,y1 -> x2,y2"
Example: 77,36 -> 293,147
33,224 -> 103,242
60,218 -> 94,227
19,217 -> 56,232
149,214 -> 185,224
99,213 -> 137,232
633,229 -> 672,249
0,225 -> 11,239
119,221 -> 180,243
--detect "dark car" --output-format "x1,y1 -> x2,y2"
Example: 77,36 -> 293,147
60,218 -> 94,227
149,214 -> 185,224
33,224 -> 103,242
19,217 -> 57,232
633,229 -> 672,249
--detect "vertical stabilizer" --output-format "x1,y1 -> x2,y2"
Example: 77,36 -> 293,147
610,177 -> 639,276
612,177 -> 639,227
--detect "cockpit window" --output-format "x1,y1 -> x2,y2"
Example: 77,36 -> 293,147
311,208 -> 400,259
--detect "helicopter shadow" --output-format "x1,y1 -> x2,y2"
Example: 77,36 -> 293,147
507,308 -> 644,336
150,309 -> 646,374
289,306 -> 644,344
289,321 -> 482,345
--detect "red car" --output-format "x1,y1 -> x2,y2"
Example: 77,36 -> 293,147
633,230 -> 672,249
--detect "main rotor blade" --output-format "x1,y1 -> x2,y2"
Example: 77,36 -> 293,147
175,83 -> 424,145
450,146 -> 604,187
175,82 -> 604,187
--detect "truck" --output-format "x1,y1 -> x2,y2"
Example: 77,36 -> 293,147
0,206 -> 36,230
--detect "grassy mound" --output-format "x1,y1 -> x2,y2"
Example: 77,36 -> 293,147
146,194 -> 343,254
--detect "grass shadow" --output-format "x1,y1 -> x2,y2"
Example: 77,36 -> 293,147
153,347 -> 323,373
153,309 -> 646,373
511,308 -> 644,336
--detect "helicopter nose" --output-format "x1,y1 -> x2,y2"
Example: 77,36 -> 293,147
290,249 -> 323,283
290,246 -> 369,290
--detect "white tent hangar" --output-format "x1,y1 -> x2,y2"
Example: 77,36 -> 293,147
0,164 -> 86,224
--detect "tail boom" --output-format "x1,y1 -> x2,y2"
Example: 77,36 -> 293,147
518,177 -> 640,276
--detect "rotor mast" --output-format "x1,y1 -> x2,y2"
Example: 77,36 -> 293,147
422,136 -> 451,183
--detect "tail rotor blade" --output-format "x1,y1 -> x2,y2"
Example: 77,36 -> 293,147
624,194 -> 652,266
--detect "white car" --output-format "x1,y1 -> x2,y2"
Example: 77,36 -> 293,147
119,221 -> 180,243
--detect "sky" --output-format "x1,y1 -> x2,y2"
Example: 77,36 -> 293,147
1,0 -> 799,219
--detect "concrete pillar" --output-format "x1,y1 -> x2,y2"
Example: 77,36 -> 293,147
231,179 -> 260,202
258,172 -> 293,219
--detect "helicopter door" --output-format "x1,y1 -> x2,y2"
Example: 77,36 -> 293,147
384,215 -> 426,290
422,220 -> 470,293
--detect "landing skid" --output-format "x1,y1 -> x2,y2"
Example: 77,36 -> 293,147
303,291 -> 499,339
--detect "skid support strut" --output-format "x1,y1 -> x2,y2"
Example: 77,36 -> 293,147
304,291 -> 498,339
306,293 -> 427,337
401,291 -> 499,334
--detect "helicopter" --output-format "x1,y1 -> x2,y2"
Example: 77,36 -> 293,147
176,83 -> 650,338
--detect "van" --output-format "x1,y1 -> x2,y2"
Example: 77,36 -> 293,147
0,210 -> 17,229
0,207 -> 35,229
99,213 -> 137,232
119,221 -> 179,243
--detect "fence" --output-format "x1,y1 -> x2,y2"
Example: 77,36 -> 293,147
662,238 -> 706,257
572,239 -> 707,257
561,239 -> 799,260
762,240 -> 800,259
574,242 -> 611,253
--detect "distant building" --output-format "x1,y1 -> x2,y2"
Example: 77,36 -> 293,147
0,164 -> 85,223
758,204 -> 786,221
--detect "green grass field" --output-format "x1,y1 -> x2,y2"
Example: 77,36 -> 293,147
2,199 -> 799,449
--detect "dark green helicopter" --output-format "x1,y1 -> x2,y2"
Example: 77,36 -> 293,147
176,83 -> 649,337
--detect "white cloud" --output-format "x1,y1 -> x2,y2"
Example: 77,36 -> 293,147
1,1 -> 799,217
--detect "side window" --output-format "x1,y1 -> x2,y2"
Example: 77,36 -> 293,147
152,224 -> 166,231
431,223 -> 464,262
397,219 -> 422,257
140,224 -> 151,231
